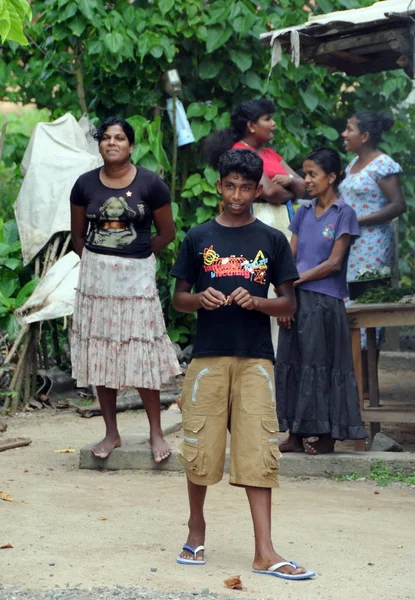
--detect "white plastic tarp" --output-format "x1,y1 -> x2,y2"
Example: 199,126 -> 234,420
15,113 -> 103,265
15,251 -> 80,324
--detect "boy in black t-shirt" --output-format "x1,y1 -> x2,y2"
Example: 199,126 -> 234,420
171,150 -> 314,580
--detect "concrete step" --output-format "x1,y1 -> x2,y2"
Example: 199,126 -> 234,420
379,351 -> 415,371
80,432 -> 415,478
79,407 -> 182,470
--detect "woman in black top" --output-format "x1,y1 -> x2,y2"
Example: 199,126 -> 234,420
70,117 -> 181,461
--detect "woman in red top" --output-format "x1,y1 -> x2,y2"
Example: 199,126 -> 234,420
203,99 -> 305,239
204,100 -> 305,351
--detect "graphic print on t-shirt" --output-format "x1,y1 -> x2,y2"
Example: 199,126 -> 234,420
322,224 -> 335,240
201,244 -> 268,284
87,194 -> 146,250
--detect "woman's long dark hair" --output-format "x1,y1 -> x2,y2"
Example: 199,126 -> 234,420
353,111 -> 394,147
203,99 -> 276,169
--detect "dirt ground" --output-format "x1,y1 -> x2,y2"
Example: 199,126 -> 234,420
1,405 -> 414,600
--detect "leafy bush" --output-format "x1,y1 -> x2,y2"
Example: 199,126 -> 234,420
1,0 -> 414,346
0,219 -> 39,339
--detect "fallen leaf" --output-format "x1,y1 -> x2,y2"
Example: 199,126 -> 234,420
24,469 -> 29,473
0,543 -> 13,549
224,575 -> 246,591
395,545 -> 403,549
374,490 -> 380,495
99,517 -> 108,521
0,492 -> 16,502
53,449 -> 76,453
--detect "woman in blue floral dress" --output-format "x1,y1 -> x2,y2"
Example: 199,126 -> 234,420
340,111 -> 406,390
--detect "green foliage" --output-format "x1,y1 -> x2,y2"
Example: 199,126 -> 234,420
0,0 -> 31,44
1,0 -> 414,345
355,285 -> 415,305
0,109 -> 51,220
0,109 -> 51,164
129,115 -> 170,173
0,162 -> 20,221
336,460 -> 415,487
0,219 -> 39,339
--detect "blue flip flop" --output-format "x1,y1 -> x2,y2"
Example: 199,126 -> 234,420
253,561 -> 315,580
176,544 -> 206,565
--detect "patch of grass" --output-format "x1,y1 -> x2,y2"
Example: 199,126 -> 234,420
68,397 -> 96,407
335,460 -> 415,487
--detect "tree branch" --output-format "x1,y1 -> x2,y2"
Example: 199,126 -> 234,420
26,34 -> 75,75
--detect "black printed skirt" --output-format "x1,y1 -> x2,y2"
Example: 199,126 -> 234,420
275,289 -> 367,441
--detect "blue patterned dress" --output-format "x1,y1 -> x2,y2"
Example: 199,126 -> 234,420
340,154 -> 402,348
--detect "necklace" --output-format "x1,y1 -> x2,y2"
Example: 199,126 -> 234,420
239,140 -> 263,154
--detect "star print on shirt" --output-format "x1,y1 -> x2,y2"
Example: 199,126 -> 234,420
126,191 -> 132,197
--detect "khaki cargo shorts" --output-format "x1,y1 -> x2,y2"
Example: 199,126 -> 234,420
178,356 -> 280,488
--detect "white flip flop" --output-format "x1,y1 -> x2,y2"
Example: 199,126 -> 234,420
253,561 -> 315,580
176,544 -> 206,565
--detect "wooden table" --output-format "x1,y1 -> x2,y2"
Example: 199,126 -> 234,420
347,302 -> 415,450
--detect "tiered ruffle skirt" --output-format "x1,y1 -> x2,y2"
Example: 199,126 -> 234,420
71,249 -> 181,390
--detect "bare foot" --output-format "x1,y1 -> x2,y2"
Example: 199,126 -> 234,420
279,433 -> 304,453
179,519 -> 206,562
253,551 -> 307,576
92,435 -> 121,459
303,436 -> 335,455
149,433 -> 171,463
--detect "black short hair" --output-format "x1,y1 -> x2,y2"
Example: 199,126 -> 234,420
353,111 -> 394,147
218,149 -> 263,185
304,147 -> 343,188
94,117 -> 135,145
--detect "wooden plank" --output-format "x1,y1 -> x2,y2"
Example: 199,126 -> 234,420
366,328 -> 380,438
350,328 -> 366,452
346,302 -> 415,313
347,303 -> 415,328
361,409 -> 415,424
343,56 -> 410,77
349,312 -> 415,328
0,437 -> 32,452
330,50 -> 367,64
351,328 -> 363,412
315,27 -> 408,55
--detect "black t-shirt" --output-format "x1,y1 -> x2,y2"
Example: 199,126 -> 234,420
171,219 -> 298,361
70,166 -> 171,258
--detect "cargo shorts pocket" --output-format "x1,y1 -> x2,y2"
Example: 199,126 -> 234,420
181,362 -> 227,416
260,417 -> 281,475
178,416 -> 207,476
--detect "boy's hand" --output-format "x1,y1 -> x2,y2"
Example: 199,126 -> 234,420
228,287 -> 259,311
277,316 -> 293,329
198,287 -> 226,310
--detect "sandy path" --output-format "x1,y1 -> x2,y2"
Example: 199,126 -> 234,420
1,410 -> 414,600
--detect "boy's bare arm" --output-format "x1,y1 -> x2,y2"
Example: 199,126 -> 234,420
228,281 -> 296,318
172,278 -> 227,313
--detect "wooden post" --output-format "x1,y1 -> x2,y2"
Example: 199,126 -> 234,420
351,327 -> 366,451
367,327 -> 380,439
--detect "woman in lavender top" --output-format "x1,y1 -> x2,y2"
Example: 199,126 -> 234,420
276,148 -> 367,454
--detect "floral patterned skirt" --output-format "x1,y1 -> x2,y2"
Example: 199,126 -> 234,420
71,249 -> 181,390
